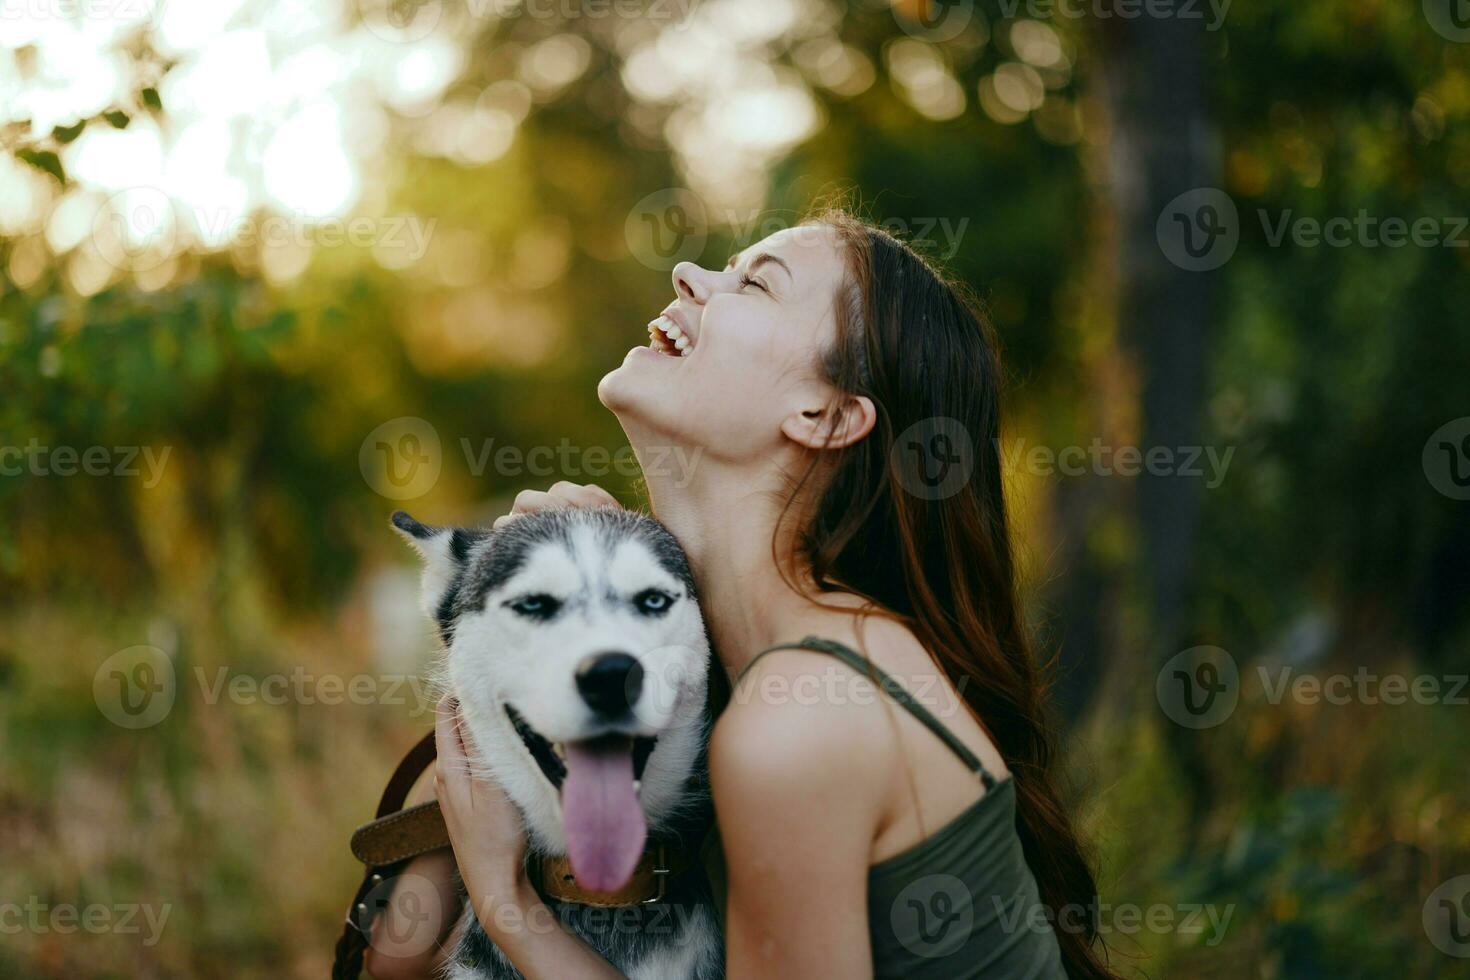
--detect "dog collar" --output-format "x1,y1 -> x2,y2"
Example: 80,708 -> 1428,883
353,799 -> 701,909
532,839 -> 697,908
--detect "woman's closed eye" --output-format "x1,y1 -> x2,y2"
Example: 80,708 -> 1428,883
738,273 -> 769,294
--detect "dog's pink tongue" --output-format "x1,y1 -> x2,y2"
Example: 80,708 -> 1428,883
562,737 -> 646,894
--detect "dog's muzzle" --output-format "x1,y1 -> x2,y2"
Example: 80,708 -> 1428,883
504,703 -> 658,790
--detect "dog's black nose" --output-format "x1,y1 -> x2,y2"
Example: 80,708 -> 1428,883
575,652 -> 643,715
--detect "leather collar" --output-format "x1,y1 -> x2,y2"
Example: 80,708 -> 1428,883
351,796 -> 703,909
532,838 -> 698,908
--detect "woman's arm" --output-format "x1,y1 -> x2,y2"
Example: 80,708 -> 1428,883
710,664 -> 884,979
434,696 -> 627,980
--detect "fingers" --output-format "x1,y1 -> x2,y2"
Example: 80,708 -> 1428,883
550,481 -> 621,509
434,695 -> 465,800
492,482 -> 621,529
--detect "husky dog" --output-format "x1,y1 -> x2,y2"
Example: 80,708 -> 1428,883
392,508 -> 722,980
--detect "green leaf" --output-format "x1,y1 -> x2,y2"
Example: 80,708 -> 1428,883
15,148 -> 65,185
52,121 -> 85,144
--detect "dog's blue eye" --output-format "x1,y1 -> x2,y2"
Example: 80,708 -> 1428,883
507,594 -> 561,619
633,589 -> 675,616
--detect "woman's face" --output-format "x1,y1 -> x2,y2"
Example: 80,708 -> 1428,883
599,224 -> 849,463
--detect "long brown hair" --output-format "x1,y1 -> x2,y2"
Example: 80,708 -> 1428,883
778,209 -> 1114,979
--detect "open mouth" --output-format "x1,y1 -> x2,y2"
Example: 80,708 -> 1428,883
504,703 -> 657,790
647,313 -> 693,358
505,702 -> 660,893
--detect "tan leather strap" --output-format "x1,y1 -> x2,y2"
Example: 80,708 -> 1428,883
333,732 -> 443,980
534,840 -> 697,908
351,801 -> 451,866
375,730 -> 438,818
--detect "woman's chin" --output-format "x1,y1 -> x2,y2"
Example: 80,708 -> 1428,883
597,357 -> 643,414
600,346 -> 674,410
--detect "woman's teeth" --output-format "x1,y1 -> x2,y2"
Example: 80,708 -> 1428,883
647,314 -> 691,357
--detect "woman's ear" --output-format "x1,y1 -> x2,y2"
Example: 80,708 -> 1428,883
780,394 -> 877,450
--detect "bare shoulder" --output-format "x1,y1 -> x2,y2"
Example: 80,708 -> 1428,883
741,613 -> 1011,783
710,645 -> 895,815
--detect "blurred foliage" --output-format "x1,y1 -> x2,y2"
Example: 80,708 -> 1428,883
2,0 -> 1468,977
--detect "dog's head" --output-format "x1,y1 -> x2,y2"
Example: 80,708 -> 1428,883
392,507 -> 710,893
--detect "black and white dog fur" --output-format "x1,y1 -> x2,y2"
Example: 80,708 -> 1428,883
392,507 -> 722,980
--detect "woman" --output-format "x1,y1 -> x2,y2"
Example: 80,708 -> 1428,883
365,210 -> 1112,979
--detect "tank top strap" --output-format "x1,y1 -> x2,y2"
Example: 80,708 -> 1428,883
735,635 -> 997,790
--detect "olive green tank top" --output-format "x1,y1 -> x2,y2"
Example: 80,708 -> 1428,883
706,635 -> 1068,979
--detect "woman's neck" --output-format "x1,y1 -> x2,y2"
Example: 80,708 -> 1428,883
638,445 -> 820,681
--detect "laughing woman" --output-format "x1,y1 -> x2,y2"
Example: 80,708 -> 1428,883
367,210 -> 1114,979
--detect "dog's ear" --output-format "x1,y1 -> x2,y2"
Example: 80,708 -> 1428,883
391,510 -> 475,626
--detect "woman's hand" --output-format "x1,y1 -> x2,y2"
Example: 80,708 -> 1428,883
433,695 -> 627,980
435,696 -> 528,902
493,481 -> 621,528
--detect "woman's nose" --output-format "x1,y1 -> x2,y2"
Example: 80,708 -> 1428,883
671,261 -> 713,304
